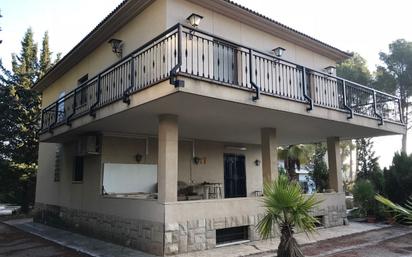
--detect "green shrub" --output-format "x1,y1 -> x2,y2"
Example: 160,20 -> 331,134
352,179 -> 385,219
384,152 -> 412,205
353,180 -> 375,216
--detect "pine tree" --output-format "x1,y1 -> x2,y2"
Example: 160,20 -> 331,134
309,143 -> 329,192
39,31 -> 52,78
0,28 -> 60,211
355,138 -> 384,193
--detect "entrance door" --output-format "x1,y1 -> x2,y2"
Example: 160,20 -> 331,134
224,154 -> 246,198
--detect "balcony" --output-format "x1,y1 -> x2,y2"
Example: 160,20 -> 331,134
40,24 -> 403,134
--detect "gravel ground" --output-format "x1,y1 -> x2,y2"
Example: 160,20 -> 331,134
0,222 -> 89,257
247,226 -> 412,257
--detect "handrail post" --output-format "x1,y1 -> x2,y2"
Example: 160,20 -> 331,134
48,104 -> 58,134
249,49 -> 259,101
90,76 -> 101,118
40,110 -> 45,132
398,98 -> 404,123
170,24 -> 184,87
373,90 -> 384,126
301,66 -> 313,111
66,90 -> 77,127
123,58 -> 135,105
342,80 -> 353,119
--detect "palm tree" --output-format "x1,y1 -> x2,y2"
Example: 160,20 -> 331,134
278,145 -> 314,181
257,175 -> 321,257
375,195 -> 412,224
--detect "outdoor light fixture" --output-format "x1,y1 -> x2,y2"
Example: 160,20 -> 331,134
272,47 -> 286,58
108,38 -> 123,58
186,13 -> 203,28
254,159 -> 261,166
135,153 -> 143,163
224,146 -> 247,151
324,66 -> 336,75
186,13 -> 203,39
193,156 -> 201,165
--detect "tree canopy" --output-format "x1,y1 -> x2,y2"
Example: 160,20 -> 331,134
374,39 -> 412,152
0,27 -> 59,211
337,53 -> 372,86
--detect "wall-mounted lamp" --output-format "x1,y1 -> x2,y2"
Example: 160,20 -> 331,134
254,159 -> 261,166
135,153 -> 143,163
187,13 -> 203,28
186,13 -> 203,39
108,38 -> 123,58
272,47 -> 286,58
193,157 -> 201,165
224,146 -> 247,151
324,66 -> 336,75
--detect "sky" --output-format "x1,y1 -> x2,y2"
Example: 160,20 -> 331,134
1,0 -> 411,168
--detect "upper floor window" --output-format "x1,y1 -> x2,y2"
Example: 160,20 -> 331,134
77,74 -> 89,107
57,91 -> 65,123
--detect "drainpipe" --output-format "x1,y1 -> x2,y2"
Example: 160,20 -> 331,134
123,57 -> 135,105
170,24 -> 184,88
373,91 -> 384,126
301,66 -> 313,111
89,75 -> 101,118
249,49 -> 259,101
342,80 -> 353,119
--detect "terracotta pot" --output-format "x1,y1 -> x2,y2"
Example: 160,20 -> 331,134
386,216 -> 396,224
367,216 -> 376,223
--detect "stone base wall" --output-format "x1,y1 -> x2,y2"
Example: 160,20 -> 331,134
34,200 -> 347,256
163,214 -> 264,255
34,203 -> 164,256
311,202 -> 347,227
164,202 -> 347,255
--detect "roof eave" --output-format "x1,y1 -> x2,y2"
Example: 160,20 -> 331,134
33,0 -> 154,92
188,0 -> 352,62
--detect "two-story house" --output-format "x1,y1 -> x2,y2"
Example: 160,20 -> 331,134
33,0 -> 405,255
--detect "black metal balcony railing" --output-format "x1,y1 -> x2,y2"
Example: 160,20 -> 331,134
40,24 -> 403,133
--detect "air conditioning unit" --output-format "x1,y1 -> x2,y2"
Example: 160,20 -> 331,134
77,134 -> 101,156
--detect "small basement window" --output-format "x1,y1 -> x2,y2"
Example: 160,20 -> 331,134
315,216 -> 324,228
216,226 -> 249,245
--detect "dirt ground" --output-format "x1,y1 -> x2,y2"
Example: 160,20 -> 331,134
0,222 -> 89,257
247,226 -> 412,257
1,221 -> 411,257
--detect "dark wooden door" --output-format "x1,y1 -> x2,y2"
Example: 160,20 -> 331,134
224,154 -> 246,198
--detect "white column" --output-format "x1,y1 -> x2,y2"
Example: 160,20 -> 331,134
157,114 -> 178,203
327,137 -> 343,193
261,128 -> 278,184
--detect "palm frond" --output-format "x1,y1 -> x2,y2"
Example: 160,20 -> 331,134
257,175 -> 321,239
376,195 -> 412,224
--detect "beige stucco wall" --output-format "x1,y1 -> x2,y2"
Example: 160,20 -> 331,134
41,0 -> 338,109
165,0 -> 336,72
41,0 -> 168,108
101,136 -> 263,198
36,143 -> 61,206
36,135 -> 264,221
178,140 -> 263,196
164,192 -> 346,224
35,138 -> 164,223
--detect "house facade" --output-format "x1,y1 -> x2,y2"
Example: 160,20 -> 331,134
33,0 -> 405,255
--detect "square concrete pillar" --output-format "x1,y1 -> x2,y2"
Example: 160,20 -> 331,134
327,137 -> 343,193
261,128 -> 278,184
158,114 -> 178,203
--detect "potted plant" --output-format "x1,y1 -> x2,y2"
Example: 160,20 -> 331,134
376,195 -> 412,225
353,179 -> 377,222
